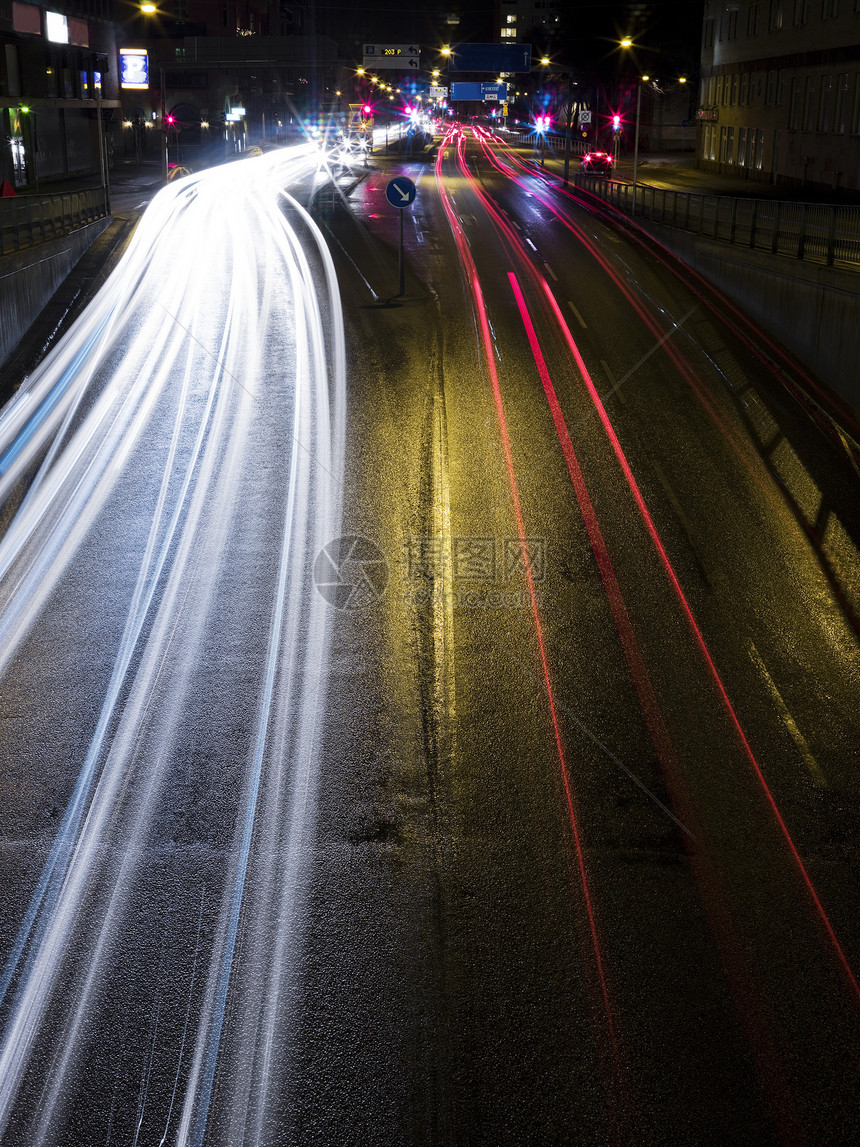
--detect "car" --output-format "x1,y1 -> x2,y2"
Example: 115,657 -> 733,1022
580,151 -> 614,175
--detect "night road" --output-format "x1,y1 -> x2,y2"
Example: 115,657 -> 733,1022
1,130 -> 859,1145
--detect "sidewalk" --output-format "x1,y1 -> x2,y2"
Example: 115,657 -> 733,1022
538,147 -> 860,205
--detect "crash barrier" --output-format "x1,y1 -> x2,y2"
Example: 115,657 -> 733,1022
577,175 -> 860,270
502,126 -> 589,157
0,187 -> 109,256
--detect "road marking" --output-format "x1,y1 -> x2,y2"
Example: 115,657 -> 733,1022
651,459 -> 695,539
511,219 -> 521,230
544,262 -> 558,281
525,237 -> 537,251
567,300 -> 588,329
600,359 -> 625,404
748,643 -> 827,787
836,427 -> 860,481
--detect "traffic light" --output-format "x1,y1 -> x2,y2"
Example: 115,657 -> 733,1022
612,114 -> 621,132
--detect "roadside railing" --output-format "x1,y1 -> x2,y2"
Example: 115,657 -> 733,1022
0,187 -> 109,257
576,175 -> 860,270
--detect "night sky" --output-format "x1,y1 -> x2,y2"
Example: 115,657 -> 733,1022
317,2 -> 704,82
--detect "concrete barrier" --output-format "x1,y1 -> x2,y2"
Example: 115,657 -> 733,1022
636,220 -> 860,414
0,217 -> 111,371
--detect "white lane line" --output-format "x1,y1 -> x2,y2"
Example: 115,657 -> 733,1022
525,237 -> 537,251
600,359 -> 625,404
748,643 -> 827,787
651,459 -> 696,540
567,300 -> 588,329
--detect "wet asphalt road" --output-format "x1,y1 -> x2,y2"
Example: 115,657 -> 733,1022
0,135 -> 859,1144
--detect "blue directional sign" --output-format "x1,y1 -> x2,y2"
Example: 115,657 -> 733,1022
451,82 -> 508,102
385,177 -> 417,209
448,43 -> 532,73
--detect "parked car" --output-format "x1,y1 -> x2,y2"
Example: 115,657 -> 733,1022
580,151 -> 613,175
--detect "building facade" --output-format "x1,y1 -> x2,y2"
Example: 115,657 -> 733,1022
698,0 -> 860,191
1,0 -> 120,190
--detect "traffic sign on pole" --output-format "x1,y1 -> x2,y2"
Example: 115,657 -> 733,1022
385,178 -> 417,298
385,177 -> 417,208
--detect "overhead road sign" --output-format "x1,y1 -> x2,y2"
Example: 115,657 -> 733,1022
429,86 -> 448,100
447,43 -> 532,74
385,177 -> 417,208
450,82 -> 508,102
363,44 -> 420,70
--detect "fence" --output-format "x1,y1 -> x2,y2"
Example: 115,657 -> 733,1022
0,187 -> 110,257
576,175 -> 860,270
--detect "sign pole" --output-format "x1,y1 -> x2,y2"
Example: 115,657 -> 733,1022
398,209 -> 405,296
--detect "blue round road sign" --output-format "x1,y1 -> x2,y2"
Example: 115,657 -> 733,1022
385,177 -> 417,208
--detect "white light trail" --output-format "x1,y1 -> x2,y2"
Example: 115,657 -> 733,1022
0,144 -> 346,1144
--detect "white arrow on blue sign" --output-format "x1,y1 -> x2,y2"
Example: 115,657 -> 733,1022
385,177 -> 417,208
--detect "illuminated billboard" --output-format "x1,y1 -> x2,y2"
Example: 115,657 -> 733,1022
120,49 -> 149,90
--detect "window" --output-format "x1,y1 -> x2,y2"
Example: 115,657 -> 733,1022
748,2 -> 761,34
738,127 -> 748,165
818,74 -> 833,131
777,70 -> 785,104
500,27 -> 516,37
506,14 -> 516,23
789,77 -> 801,127
704,18 -> 715,48
741,72 -> 750,105
769,0 -> 783,29
45,11 -> 69,43
754,129 -> 765,169
835,74 -> 849,132
794,0 -> 810,21
731,73 -> 739,104
726,126 -> 735,162
728,8 -> 740,37
719,125 -> 729,161
821,0 -> 839,16
804,77 -> 816,129
766,70 -> 777,104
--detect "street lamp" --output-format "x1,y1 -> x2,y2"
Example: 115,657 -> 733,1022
539,55 -> 576,185
632,75 -> 649,216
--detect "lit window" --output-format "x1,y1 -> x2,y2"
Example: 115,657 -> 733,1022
45,11 -> 69,44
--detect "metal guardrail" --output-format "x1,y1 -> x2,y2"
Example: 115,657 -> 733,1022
577,175 -> 860,270
0,187 -> 109,257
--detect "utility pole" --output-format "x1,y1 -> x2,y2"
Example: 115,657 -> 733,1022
632,81 -> 642,216
562,71 -> 574,185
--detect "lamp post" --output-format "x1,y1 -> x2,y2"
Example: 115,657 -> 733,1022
632,74 -> 648,217
540,56 -> 576,185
